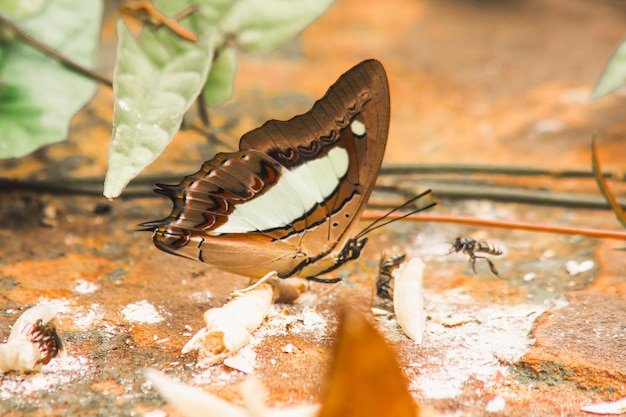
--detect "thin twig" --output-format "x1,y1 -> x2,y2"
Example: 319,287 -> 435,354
360,212 -> 626,241
0,177 -> 623,210
0,12 -> 113,88
591,135 -> 626,228
380,163 -> 623,180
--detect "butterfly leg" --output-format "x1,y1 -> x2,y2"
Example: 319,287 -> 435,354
306,276 -> 342,284
231,271 -> 278,298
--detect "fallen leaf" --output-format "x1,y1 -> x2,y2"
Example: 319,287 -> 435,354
318,307 -> 419,417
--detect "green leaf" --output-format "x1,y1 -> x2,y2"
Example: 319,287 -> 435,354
591,37 -> 626,100
0,0 -> 101,159
0,0 -> 47,20
203,46 -> 237,106
219,0 -> 335,53
104,0 -> 335,197
104,23 -> 217,199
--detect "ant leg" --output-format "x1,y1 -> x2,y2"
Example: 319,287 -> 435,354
468,256 -> 478,273
484,258 -> 501,277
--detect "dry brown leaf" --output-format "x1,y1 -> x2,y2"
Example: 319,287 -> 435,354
318,307 -> 419,417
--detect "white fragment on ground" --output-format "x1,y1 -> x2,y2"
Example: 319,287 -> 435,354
37,298 -> 72,316
299,306 -> 326,330
189,303 -> 329,387
182,284 -> 273,366
523,272 -> 536,282
581,397 -> 626,414
73,304 -> 104,329
429,313 -> 476,327
144,410 -> 168,417
0,354 -> 88,399
393,257 -> 426,343
223,345 -> 256,374
371,307 -> 390,316
146,370 -> 319,417
189,291 -> 212,303
281,343 -> 294,353
405,290 -> 546,400
0,305 -> 60,373
73,279 -> 99,294
486,395 -> 506,412
121,300 -> 164,324
565,260 -> 595,276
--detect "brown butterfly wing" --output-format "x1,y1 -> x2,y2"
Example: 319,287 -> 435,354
144,60 -> 390,279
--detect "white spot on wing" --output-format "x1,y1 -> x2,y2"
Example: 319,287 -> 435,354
212,147 -> 350,234
350,119 -> 366,137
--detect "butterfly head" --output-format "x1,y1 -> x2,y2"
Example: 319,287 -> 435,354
336,237 -> 368,265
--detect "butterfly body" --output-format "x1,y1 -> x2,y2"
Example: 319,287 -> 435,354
143,60 -> 390,280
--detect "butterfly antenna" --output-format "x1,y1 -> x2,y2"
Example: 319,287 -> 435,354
355,190 -> 435,240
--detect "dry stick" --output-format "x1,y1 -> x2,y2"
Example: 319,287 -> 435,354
0,176 -> 623,210
360,212 -> 626,241
0,13 -> 113,88
380,163 -> 623,180
591,135 -> 626,228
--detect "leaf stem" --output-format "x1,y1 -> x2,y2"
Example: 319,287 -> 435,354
0,12 -> 113,88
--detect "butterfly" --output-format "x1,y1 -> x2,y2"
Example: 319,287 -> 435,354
142,59 -> 432,282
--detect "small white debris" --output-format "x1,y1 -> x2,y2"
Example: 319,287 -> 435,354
146,370 -> 319,417
121,300 -> 164,324
182,283 -> 273,366
144,410 -> 167,417
430,313 -> 475,327
300,306 -> 325,329
73,279 -> 99,294
523,273 -> 536,282
486,396 -> 506,412
580,397 -> 626,414
282,343 -> 294,354
189,291 -> 212,303
393,257 -> 426,343
223,346 -> 256,374
73,304 -> 104,330
581,397 -> 626,414
566,260 -> 594,276
371,307 -> 389,316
